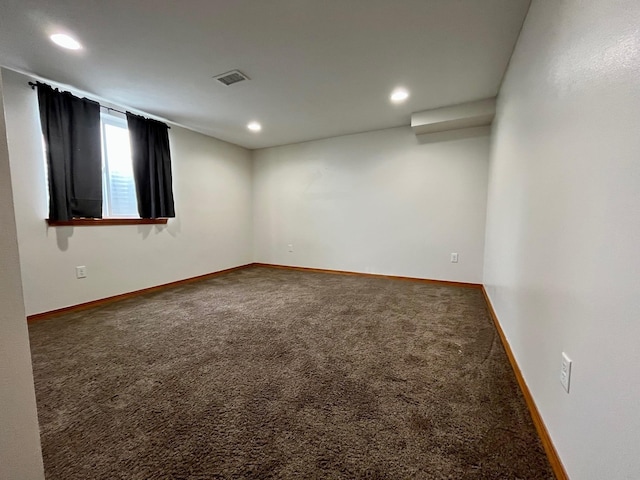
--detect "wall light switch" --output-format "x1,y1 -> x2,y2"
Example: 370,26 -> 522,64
287,244 -> 294,253
560,352 -> 572,393
451,253 -> 459,263
76,266 -> 87,279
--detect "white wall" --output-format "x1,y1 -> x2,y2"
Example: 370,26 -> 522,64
253,126 -> 490,283
2,68 -> 253,316
0,70 -> 45,479
483,1 -> 640,479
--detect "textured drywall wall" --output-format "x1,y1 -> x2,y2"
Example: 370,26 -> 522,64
483,1 -> 640,478
253,126 -> 490,283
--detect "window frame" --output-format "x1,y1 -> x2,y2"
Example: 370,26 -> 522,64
46,218 -> 167,226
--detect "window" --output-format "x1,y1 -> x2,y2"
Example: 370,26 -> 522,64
100,113 -> 138,217
37,82 -> 174,225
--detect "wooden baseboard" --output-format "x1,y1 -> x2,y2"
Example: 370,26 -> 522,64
481,286 -> 569,480
26,263 -> 254,323
253,263 -> 482,289
27,263 -> 480,323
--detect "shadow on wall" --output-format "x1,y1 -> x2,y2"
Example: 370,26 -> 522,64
47,216 -> 182,251
52,226 -> 73,251
164,215 -> 181,238
137,225 -> 154,239
137,219 -> 181,239
416,125 -> 492,145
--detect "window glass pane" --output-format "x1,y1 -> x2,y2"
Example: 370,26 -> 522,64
103,119 -> 138,217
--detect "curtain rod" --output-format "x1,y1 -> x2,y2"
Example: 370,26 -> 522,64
28,81 -> 170,128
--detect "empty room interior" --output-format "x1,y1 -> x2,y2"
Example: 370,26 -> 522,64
0,1 -> 638,479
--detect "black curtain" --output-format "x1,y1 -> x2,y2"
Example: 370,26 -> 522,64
37,83 -> 102,221
126,113 -> 175,218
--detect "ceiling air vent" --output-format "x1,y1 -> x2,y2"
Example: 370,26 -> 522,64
213,70 -> 249,86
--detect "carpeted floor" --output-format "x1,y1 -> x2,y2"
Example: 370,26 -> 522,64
28,266 -> 553,479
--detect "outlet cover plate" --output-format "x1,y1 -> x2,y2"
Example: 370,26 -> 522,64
76,266 -> 87,279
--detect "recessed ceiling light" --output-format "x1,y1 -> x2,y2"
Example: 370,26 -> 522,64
50,33 -> 82,50
390,87 -> 410,104
247,121 -> 262,132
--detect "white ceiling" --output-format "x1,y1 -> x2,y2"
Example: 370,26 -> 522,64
0,0 -> 530,149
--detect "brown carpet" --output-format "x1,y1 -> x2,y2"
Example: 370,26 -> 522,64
28,266 -> 553,479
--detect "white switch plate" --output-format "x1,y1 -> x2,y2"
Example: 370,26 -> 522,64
76,266 -> 87,279
287,244 -> 294,253
560,352 -> 572,393
450,253 -> 459,263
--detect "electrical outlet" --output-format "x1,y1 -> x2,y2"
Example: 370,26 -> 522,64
450,252 -> 459,263
560,352 -> 572,393
75,266 -> 87,279
288,244 -> 294,253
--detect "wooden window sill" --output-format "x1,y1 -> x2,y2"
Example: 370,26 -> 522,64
46,218 -> 169,227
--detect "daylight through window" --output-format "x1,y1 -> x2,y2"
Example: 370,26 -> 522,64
101,113 -> 138,217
